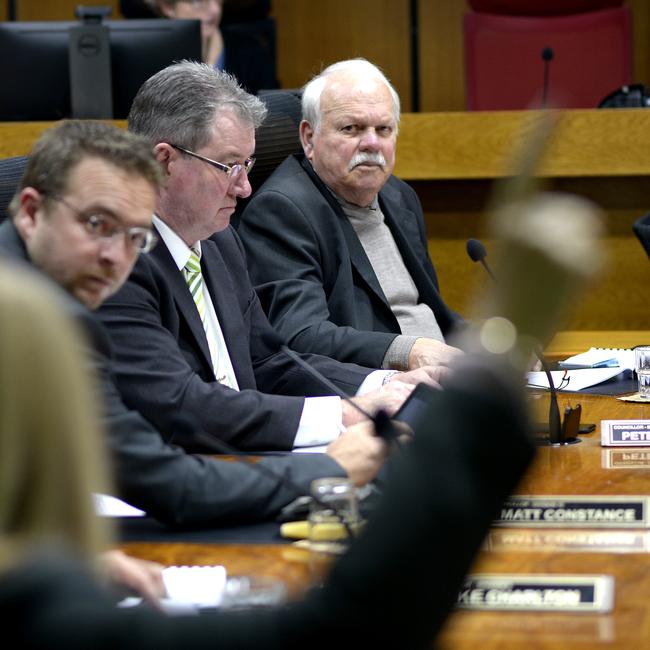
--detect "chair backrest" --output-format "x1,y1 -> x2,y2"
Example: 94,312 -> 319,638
232,89 -> 303,224
464,6 -> 633,110
633,212 -> 650,261
467,0 -> 624,16
0,156 -> 28,224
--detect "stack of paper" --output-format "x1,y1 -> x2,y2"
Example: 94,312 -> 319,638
558,348 -> 635,370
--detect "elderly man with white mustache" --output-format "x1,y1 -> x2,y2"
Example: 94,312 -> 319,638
239,58 -> 463,372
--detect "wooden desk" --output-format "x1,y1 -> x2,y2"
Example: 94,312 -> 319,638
120,392 -> 650,649
546,331 -> 650,359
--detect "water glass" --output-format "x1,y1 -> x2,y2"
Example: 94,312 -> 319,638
635,346 -> 650,399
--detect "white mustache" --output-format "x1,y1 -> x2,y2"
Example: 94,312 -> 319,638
348,152 -> 386,171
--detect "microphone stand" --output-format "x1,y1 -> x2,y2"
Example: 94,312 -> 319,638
466,238 -> 579,446
541,46 -> 554,109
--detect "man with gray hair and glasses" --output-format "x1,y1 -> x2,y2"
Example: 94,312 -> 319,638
98,60 -> 443,454
239,58 -> 464,372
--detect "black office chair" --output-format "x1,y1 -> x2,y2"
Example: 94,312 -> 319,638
633,212 -> 650,261
231,89 -> 303,225
0,156 -> 28,224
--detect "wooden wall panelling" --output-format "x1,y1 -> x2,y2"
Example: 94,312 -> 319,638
14,0 -> 122,21
629,0 -> 650,85
417,0 -> 466,112
418,177 -> 650,331
270,0 -> 413,110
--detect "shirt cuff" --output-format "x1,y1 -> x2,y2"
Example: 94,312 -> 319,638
382,335 -> 419,370
356,369 -> 399,395
293,396 -> 343,448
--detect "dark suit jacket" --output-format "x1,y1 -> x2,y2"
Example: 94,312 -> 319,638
238,154 -> 463,368
97,223 -> 371,452
0,359 -> 534,649
0,220 -> 346,527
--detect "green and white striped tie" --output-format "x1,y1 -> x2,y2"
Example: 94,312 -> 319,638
184,246 -> 219,377
184,247 -> 207,326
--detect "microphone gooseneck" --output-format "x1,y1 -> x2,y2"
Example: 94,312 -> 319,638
280,344 -> 401,447
466,238 -> 563,444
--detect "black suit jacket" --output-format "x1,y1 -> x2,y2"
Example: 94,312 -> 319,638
0,360 -> 534,649
97,223 -> 371,452
238,154 -> 463,368
0,220 -> 346,527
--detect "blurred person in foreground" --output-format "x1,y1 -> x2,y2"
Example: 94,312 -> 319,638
0,258 -> 537,649
0,120 -> 386,528
0,262 -> 166,606
239,58 -> 463,371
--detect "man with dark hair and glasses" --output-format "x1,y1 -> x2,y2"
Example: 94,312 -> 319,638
98,60 -> 443,454
4,120 -> 160,310
0,119 -> 390,528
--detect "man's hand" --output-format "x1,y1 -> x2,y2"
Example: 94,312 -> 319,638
408,338 -> 463,370
389,364 -> 451,388
326,421 -> 387,486
97,550 -> 166,606
341,381 -> 414,427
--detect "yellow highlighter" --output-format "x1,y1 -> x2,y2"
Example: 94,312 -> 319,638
280,520 -> 364,541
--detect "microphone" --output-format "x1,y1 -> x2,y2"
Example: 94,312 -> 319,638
169,413 -> 356,538
280,344 -> 402,447
541,46 -> 554,108
466,239 -> 495,282
466,238 -> 570,445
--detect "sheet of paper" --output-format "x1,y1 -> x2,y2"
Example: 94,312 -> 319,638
93,493 -> 146,517
119,565 -> 227,614
527,368 -> 625,391
559,348 -> 635,370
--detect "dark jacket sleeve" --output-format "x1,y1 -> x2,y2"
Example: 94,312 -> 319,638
85,309 -> 347,527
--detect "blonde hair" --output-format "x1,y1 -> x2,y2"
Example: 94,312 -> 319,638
0,262 -> 113,567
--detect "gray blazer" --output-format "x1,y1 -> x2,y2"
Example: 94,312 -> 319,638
238,154 -> 462,368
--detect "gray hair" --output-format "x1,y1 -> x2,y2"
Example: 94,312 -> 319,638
301,58 -> 401,133
128,60 -> 267,150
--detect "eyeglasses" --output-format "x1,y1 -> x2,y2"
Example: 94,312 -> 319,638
45,194 -> 158,254
170,144 -> 255,182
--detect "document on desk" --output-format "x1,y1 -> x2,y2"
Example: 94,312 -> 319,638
119,565 -> 227,614
559,347 -> 635,370
527,367 -> 625,391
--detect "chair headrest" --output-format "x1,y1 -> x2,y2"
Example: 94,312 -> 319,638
0,156 -> 29,224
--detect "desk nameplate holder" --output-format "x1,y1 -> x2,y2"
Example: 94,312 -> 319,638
457,574 -> 614,612
601,420 -> 650,446
602,448 -> 650,469
486,528 -> 650,553
495,495 -> 650,528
